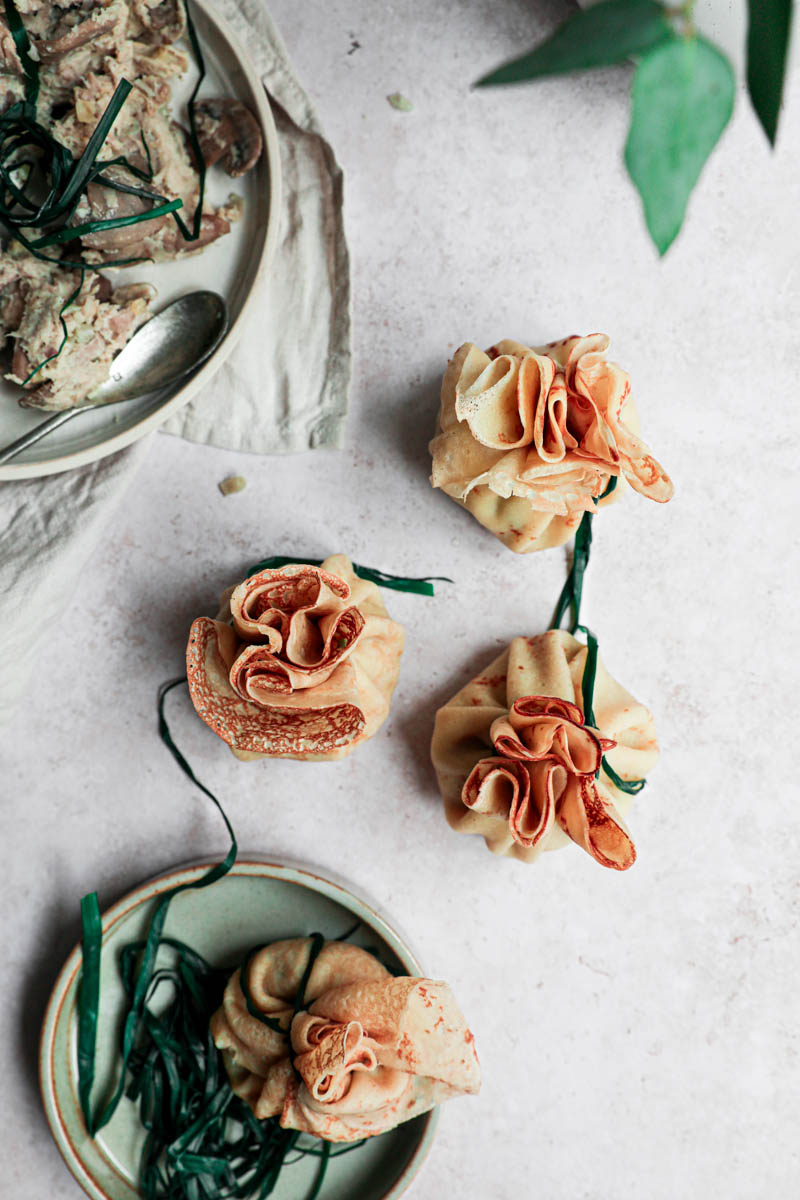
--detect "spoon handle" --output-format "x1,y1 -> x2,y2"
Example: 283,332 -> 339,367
0,407 -> 86,465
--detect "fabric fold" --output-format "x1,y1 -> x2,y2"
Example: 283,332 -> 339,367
161,0 -> 351,453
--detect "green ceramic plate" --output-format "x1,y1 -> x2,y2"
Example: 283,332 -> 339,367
39,858 -> 439,1200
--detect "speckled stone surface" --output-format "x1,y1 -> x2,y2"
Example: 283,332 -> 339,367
2,2 -> 799,1197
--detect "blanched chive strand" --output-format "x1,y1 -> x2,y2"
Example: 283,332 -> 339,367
576,623 -> 599,729
158,679 -> 239,843
296,1137 -> 366,1158
306,1140 -> 331,1200
0,28 -> 190,261
140,129 -> 155,179
292,933 -> 325,1020
602,760 -> 647,795
238,945 -> 287,1034
77,892 -> 102,1127
575,622 -> 646,793
245,555 -> 451,596
166,1087 -> 231,1159
78,680 -> 237,1135
335,918 -> 361,942
90,171 -> 166,198
550,476 -> 617,633
551,509 -> 593,633
59,80 -> 132,211
21,269 -> 85,385
350,563 -> 453,595
78,683 -> 359,1194
3,0 -> 39,107
0,158 -> 34,207
8,225 -> 146,270
31,198 -> 184,248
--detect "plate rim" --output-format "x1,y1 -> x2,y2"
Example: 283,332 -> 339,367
0,0 -> 283,481
39,856 -> 440,1200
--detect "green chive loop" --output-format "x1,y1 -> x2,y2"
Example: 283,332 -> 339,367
602,759 -> 647,795
0,0 -> 206,253
292,933 -> 325,1021
245,555 -> 452,597
0,77 -> 185,252
175,0 -> 208,244
238,944 -> 287,1034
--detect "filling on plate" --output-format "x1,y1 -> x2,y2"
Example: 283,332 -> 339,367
0,242 -> 154,407
0,0 -> 263,409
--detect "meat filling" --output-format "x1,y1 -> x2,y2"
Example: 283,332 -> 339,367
1,0 -> 263,408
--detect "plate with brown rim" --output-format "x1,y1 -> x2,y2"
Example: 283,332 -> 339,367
39,858 -> 439,1200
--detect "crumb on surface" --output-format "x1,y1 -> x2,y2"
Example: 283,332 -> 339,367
218,475 -> 247,495
387,92 -> 413,112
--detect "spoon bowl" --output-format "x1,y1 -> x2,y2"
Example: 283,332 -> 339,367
89,291 -> 228,406
0,291 -> 228,465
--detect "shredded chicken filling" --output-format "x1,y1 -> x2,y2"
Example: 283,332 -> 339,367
0,0 -> 263,409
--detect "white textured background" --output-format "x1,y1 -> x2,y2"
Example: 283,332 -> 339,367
2,1 -> 799,1197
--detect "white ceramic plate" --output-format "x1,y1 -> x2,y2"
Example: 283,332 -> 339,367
39,858 -> 439,1200
0,0 -> 282,480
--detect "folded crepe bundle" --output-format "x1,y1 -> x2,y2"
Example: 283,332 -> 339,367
210,938 -> 481,1142
431,630 -> 660,869
186,555 -> 405,761
429,334 -> 673,553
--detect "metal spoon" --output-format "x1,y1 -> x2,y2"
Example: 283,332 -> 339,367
0,291 -> 228,465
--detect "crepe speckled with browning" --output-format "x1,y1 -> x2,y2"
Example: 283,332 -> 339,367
210,938 -> 480,1142
186,555 -> 404,761
431,630 -> 660,869
430,334 -> 673,553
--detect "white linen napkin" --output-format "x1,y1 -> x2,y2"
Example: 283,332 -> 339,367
0,0 -> 350,723
0,439 -> 152,725
163,0 -> 351,453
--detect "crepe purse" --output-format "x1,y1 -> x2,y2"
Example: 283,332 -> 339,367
186,554 -> 405,761
430,334 -> 673,553
211,937 -> 481,1142
431,629 -> 659,869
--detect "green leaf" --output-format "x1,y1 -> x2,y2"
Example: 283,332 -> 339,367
475,0 -> 674,87
625,36 -> 735,255
746,0 -> 793,144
